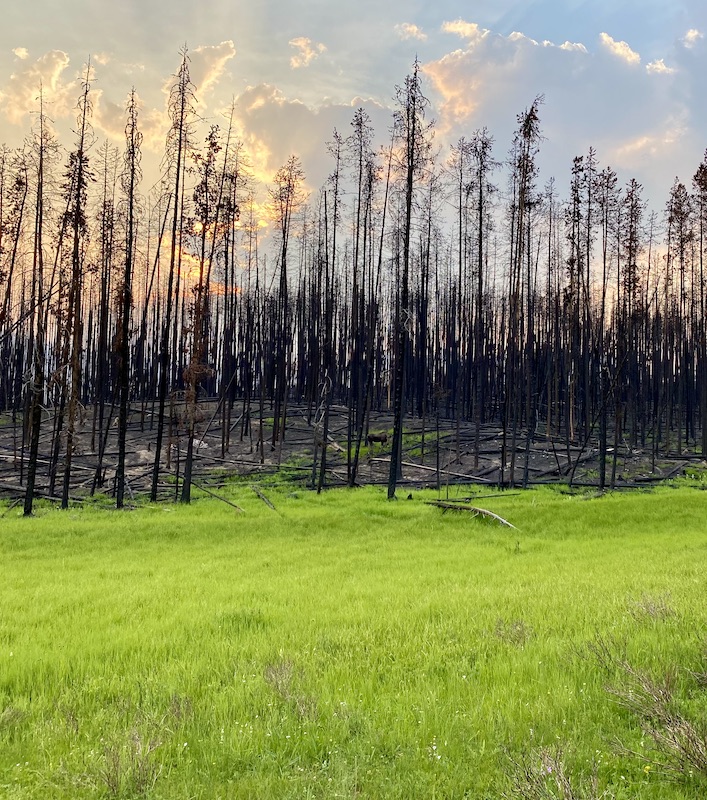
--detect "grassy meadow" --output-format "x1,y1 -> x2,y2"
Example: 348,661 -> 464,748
1,483 -> 706,798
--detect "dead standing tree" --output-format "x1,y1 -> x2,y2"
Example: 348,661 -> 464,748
150,48 -> 195,502
693,153 -> 707,457
348,109 -> 379,486
0,148 -> 29,419
387,60 -> 432,499
181,125 -> 228,504
316,132 -> 343,492
269,155 -> 305,458
60,62 -> 95,509
115,89 -> 142,508
501,96 -> 542,488
24,91 -> 57,515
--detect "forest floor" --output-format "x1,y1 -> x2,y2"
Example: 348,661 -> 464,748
0,400 -> 705,503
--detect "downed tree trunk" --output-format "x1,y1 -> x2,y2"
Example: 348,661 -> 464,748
425,500 -> 516,529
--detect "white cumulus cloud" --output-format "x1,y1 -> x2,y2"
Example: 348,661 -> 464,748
421,21 -> 687,202
682,28 -> 703,49
560,41 -> 588,53
646,59 -> 675,75
599,32 -> 641,65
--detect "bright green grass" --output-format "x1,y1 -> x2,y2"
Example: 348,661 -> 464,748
1,485 -> 706,798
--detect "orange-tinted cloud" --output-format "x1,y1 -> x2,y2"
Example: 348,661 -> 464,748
289,37 -> 326,69
394,23 -> 427,42
441,20 -> 489,46
190,41 -> 236,103
0,50 -> 73,125
423,19 -> 687,198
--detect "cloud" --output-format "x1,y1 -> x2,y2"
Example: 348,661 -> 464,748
189,41 -> 236,103
559,42 -> 588,53
230,84 -> 306,181
91,42 -> 236,163
289,37 -> 326,69
508,31 -> 538,46
229,83 -> 389,190
682,28 -> 703,49
394,23 -> 427,42
421,22 -> 686,202
93,89 -> 167,154
0,50 -> 73,125
646,59 -> 675,75
12,47 -> 28,60
610,114 -> 687,169
441,20 -> 489,46
599,32 -> 641,65
424,27 -> 593,133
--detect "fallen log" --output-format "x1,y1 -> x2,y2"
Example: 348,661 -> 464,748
251,485 -> 276,510
425,500 -> 516,529
191,479 -> 245,513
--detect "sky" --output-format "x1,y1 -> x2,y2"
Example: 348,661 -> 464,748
1,0 -> 706,207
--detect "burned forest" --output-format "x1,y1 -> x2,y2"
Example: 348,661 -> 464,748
2,52 -> 707,511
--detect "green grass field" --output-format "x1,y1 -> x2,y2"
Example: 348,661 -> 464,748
1,484 -> 706,798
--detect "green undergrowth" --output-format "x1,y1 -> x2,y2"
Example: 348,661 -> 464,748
0,484 -> 706,798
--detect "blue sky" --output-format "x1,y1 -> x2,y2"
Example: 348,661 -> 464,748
1,0 -> 705,204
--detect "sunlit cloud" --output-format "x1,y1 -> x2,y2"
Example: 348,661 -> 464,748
227,83 -> 389,194
135,105 -> 170,154
116,41 -> 237,157
424,27 -> 591,133
0,49 -> 73,124
289,37 -> 326,69
508,31 -> 538,46
682,28 -> 703,49
646,59 -> 675,75
441,20 -> 489,46
423,50 -> 483,126
92,88 -> 166,157
559,41 -> 587,53
611,114 -> 686,167
599,32 -> 640,65
190,41 -> 236,103
421,20 -> 686,202
394,23 -> 427,42
93,90 -> 122,139
229,84 -> 284,182
12,47 -> 28,60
